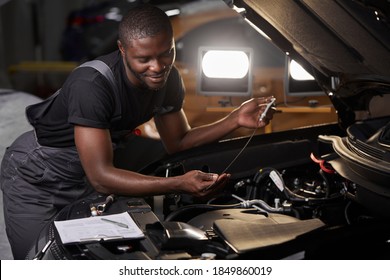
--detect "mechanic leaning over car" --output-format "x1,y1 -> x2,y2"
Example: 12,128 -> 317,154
0,4 -> 275,259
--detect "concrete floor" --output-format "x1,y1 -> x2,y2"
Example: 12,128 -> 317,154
0,189 -> 12,259
0,90 -> 42,260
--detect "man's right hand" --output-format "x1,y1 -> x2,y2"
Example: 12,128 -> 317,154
179,170 -> 230,197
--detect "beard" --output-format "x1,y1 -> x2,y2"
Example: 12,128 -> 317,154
125,57 -> 172,91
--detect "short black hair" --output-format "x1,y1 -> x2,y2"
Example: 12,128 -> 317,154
118,4 -> 173,47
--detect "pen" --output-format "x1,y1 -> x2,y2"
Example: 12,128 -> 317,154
101,217 -> 129,228
33,239 -> 53,260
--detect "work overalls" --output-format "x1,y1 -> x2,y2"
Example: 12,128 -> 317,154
0,60 -> 119,259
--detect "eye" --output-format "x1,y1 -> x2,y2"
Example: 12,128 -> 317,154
138,58 -> 149,63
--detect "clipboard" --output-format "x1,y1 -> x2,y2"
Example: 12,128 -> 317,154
54,212 -> 145,244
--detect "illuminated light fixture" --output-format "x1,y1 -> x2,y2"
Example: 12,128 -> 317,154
165,9 -> 180,17
202,50 -> 250,79
197,46 -> 253,97
284,57 -> 324,97
290,59 -> 315,81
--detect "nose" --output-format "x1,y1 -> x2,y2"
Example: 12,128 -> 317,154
150,59 -> 165,72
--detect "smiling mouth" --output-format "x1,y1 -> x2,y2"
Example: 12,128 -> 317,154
146,72 -> 166,83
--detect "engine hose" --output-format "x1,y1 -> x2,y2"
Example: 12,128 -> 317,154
255,167 -> 342,204
240,199 -> 287,213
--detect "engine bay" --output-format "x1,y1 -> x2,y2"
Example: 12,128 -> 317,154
29,121 -> 390,260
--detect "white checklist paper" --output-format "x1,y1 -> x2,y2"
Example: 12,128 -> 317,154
54,212 -> 144,244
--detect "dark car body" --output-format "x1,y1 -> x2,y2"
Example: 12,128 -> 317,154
232,0 -> 390,217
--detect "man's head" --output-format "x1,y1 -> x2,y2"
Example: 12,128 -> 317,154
117,4 -> 176,90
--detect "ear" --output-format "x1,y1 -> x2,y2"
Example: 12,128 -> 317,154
117,40 -> 125,56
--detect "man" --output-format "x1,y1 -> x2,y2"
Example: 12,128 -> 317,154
0,4 -> 275,259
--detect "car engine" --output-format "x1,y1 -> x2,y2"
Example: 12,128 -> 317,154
28,121 -> 390,260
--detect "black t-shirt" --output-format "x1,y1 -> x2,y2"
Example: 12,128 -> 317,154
34,51 -> 185,147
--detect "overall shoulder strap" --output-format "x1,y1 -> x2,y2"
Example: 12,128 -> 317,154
26,60 -> 122,126
78,60 -> 121,121
77,60 -> 117,93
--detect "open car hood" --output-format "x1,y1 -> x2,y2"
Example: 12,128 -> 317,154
229,0 -> 390,127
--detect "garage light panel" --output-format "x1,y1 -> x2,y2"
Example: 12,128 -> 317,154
197,46 -> 253,97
